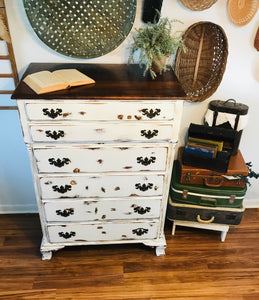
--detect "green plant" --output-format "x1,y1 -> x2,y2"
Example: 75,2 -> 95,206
128,16 -> 185,79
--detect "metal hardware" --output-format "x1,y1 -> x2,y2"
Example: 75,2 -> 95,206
132,228 -> 148,236
133,206 -> 151,215
229,195 -> 236,204
182,190 -> 188,199
141,108 -> 161,119
56,208 -> 74,217
137,156 -> 156,166
52,184 -> 72,194
42,108 -> 62,119
58,231 -> 76,239
45,130 -> 65,140
185,172 -> 191,183
135,183 -> 153,191
48,158 -> 71,167
141,129 -> 158,139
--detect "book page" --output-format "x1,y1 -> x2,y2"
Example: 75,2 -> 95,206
23,70 -> 68,94
52,69 -> 95,87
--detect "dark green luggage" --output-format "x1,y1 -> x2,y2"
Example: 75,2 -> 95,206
170,161 -> 247,208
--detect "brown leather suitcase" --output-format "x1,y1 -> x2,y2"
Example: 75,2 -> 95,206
178,147 -> 249,188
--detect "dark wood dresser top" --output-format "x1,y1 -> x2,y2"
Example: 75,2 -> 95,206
12,63 -> 188,100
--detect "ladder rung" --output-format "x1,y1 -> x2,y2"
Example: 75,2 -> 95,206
0,55 -> 10,59
0,106 -> 18,110
0,90 -> 14,94
0,74 -> 13,78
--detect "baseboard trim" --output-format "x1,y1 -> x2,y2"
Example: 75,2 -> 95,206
244,199 -> 259,208
0,204 -> 38,214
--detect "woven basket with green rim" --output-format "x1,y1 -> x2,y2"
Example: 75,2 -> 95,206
174,22 -> 228,103
23,0 -> 136,58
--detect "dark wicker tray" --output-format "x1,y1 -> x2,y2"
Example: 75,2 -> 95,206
174,22 -> 228,102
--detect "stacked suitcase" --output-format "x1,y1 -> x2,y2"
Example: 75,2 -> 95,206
167,100 -> 249,227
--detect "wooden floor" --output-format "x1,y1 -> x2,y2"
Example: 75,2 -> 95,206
0,209 -> 259,300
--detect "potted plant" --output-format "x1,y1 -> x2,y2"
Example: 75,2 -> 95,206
128,15 -> 185,79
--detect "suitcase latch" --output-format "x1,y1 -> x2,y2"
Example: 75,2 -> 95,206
229,195 -> 236,204
185,172 -> 191,183
182,190 -> 188,199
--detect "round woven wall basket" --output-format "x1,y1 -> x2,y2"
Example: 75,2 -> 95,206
23,0 -> 136,58
179,0 -> 218,11
174,22 -> 228,102
228,0 -> 259,27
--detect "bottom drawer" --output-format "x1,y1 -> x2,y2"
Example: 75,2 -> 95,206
47,221 -> 159,243
167,197 -> 245,225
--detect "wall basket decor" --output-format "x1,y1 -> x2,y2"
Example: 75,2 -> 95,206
179,0 -> 218,11
23,0 -> 136,58
228,0 -> 259,27
174,22 -> 228,102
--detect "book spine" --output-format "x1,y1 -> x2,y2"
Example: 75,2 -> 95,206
184,145 -> 215,158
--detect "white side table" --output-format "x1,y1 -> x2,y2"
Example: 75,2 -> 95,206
171,220 -> 229,242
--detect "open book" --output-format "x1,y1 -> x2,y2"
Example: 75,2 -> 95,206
23,69 -> 95,94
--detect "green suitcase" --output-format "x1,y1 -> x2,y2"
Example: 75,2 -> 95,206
170,161 -> 247,208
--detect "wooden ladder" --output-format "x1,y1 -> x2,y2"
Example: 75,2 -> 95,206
0,0 -> 18,99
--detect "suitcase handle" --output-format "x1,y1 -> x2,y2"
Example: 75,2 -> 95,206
200,197 -> 217,206
197,215 -> 215,224
203,178 -> 223,188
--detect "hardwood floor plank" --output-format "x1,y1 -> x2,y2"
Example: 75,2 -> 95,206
0,209 -> 259,299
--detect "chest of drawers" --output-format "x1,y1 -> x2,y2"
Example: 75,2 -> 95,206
12,63 -> 186,260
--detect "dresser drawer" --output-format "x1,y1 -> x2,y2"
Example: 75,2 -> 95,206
43,198 -> 161,222
34,144 -> 170,173
47,221 -> 159,243
29,122 -> 175,143
39,174 -> 164,199
25,101 -> 178,121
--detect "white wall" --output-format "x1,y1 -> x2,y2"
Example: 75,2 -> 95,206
1,0 -> 258,212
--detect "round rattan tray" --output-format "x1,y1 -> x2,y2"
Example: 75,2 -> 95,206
179,0 -> 218,11
174,22 -> 228,102
228,0 -> 258,27
23,0 -> 136,58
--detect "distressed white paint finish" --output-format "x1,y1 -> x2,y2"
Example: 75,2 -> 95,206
33,144 -> 169,173
17,99 -> 184,259
26,101 -> 178,121
39,173 -> 164,199
43,197 -> 161,222
47,220 -> 159,243
29,122 -> 174,143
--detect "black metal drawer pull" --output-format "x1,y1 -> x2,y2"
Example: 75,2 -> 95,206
45,130 -> 64,140
56,208 -> 74,217
142,108 -> 161,118
141,129 -> 158,139
52,184 -> 72,194
48,158 -> 71,167
132,228 -> 148,236
42,108 -> 62,119
58,231 -> 76,239
137,156 -> 156,166
135,183 -> 153,191
134,206 -> 151,215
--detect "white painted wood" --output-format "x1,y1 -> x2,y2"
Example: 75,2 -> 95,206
33,144 -> 169,173
16,98 -> 184,258
43,197 -> 162,222
29,122 -> 174,143
25,101 -> 177,121
171,220 -> 229,242
39,173 -> 165,199
47,220 -> 159,243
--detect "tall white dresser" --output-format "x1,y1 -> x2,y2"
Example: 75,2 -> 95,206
12,63 -> 186,260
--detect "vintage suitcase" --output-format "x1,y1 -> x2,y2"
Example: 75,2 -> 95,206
167,197 -> 245,225
170,161 -> 247,208
178,147 -> 249,188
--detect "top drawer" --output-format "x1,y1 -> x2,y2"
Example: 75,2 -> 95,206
25,101 -> 179,122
